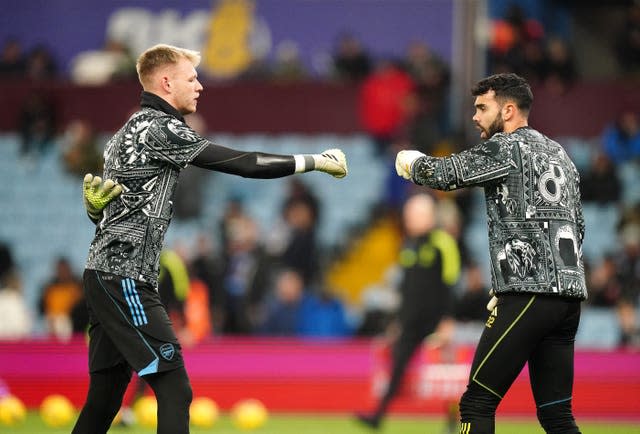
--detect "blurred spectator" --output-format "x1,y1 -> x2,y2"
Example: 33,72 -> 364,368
24,44 -> 57,80
588,254 -> 622,308
359,59 -> 416,156
298,285 -> 352,337
403,41 -> 450,151
182,268 -> 213,343
437,196 -> 471,267
580,152 -> 621,205
259,268 -> 306,336
0,241 -> 15,285
189,234 -> 224,333
615,3 -> 640,74
454,262 -> 489,323
61,119 -> 103,176
489,4 -> 545,76
601,110 -> 640,165
543,37 -> 577,94
613,222 -> 640,347
71,39 -> 136,85
158,248 -> 191,335
38,257 -> 83,340
271,40 -> 308,82
332,33 -> 372,82
221,212 -> 272,334
0,38 -> 25,77
18,92 -> 55,158
0,272 -> 32,340
266,197 -> 320,286
282,178 -> 320,226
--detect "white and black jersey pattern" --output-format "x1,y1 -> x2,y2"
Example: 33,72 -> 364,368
412,127 -> 587,299
86,107 -> 208,286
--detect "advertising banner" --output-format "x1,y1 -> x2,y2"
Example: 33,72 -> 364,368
2,0 -> 453,77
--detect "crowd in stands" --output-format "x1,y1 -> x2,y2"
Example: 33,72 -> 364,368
0,3 -> 639,349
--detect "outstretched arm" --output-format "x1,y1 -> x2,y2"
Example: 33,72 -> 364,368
191,143 -> 347,179
395,138 -> 513,190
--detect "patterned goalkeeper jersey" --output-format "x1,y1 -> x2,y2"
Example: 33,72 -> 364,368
86,92 -> 208,286
412,126 -> 587,300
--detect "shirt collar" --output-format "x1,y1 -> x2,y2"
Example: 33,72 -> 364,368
140,91 -> 185,122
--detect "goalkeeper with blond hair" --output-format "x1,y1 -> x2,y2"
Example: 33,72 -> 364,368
75,44 -> 347,434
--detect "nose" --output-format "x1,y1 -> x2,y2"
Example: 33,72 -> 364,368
196,80 -> 203,92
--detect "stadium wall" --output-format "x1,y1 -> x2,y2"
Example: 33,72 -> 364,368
1,80 -> 639,136
1,337 -> 638,419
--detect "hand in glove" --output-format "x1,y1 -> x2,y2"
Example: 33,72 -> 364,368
312,148 -> 348,178
83,173 -> 122,220
395,150 -> 426,180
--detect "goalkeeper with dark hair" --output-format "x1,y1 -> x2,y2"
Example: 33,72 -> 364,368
74,43 -> 347,434
395,73 -> 585,434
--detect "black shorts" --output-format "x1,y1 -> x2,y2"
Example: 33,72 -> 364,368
83,269 -> 183,376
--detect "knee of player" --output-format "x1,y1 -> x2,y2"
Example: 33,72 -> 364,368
459,383 -> 501,416
536,400 -> 579,433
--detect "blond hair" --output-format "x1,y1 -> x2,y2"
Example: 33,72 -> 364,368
136,44 -> 201,88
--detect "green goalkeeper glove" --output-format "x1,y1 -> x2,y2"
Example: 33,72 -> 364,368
83,173 -> 122,220
311,148 -> 348,178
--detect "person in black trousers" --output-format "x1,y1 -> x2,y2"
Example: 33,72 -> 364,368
396,73 -> 586,434
356,193 -> 461,429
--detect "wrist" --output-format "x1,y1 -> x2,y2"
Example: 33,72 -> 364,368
293,154 -> 315,173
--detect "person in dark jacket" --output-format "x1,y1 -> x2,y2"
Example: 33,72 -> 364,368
356,193 -> 460,429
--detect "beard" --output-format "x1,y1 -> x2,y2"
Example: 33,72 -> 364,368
479,113 -> 505,139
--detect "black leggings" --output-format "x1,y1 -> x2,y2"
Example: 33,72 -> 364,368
72,365 -> 192,434
459,294 -> 582,434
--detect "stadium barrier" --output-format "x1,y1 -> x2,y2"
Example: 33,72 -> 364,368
0,337 -> 638,419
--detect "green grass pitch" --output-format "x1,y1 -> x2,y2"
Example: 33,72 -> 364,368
3,412 -> 639,434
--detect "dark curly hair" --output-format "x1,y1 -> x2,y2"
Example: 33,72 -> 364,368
472,73 -> 533,113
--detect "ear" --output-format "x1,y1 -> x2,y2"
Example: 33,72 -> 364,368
502,102 -> 516,121
160,75 -> 171,94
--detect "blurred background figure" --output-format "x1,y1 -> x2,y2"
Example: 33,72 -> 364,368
38,256 -> 83,341
267,194 -> 320,287
24,44 -> 57,81
18,92 -> 55,160
221,210 -> 272,334
188,234 -> 223,334
453,262 -> 489,325
602,110 -> 640,166
271,39 -> 308,82
332,32 -> 372,83
356,193 -> 461,430
358,59 -> 416,156
615,2 -> 640,75
70,38 -> 136,85
543,37 -> 577,94
259,268 -> 307,336
0,38 -> 25,77
580,152 -> 621,206
60,119 -> 103,176
0,241 -> 31,340
613,222 -> 640,347
403,41 -> 450,153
